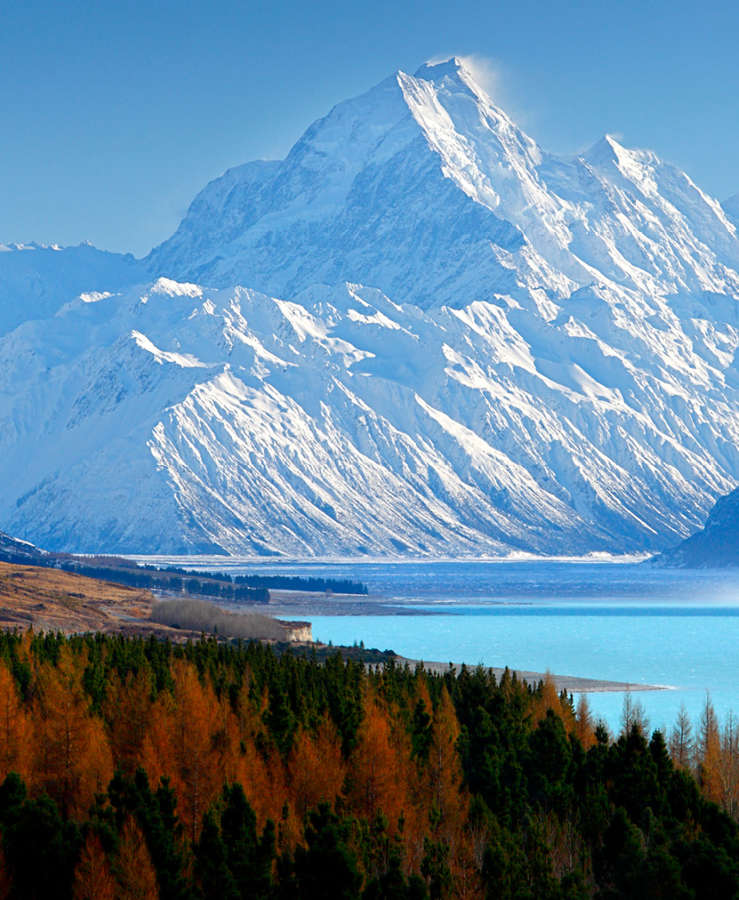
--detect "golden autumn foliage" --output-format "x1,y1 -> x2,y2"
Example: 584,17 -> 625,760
4,628 -> 739,900
288,719 -> 346,819
532,673 -> 575,735
72,832 -> 116,900
115,818 -> 159,899
0,665 -> 30,782
349,699 -> 409,826
158,660 -> 224,842
699,695 -> 723,805
104,669 -> 154,776
574,693 -> 597,750
428,687 -> 464,829
32,649 -> 113,818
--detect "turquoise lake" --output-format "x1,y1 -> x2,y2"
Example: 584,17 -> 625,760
144,558 -> 739,735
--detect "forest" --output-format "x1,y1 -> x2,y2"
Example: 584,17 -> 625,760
0,631 -> 736,899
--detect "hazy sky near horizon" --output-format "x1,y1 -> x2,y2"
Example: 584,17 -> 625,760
2,0 -> 738,257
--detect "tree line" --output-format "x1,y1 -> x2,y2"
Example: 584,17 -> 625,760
232,574 -> 368,595
30,555 -> 368,601
54,561 -> 270,604
0,631 -> 736,897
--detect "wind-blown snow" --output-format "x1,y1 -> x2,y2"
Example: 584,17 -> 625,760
2,58 -> 739,556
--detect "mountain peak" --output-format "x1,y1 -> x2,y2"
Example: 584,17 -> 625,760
411,55 -> 492,105
582,133 -> 627,165
582,133 -> 664,177
413,56 -> 467,80
6,62 -> 739,558
148,59 -> 739,312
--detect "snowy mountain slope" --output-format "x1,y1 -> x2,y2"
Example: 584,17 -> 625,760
0,242 -> 145,336
148,58 -> 739,313
1,276 -> 738,555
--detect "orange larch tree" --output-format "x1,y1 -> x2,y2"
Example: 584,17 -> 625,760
104,668 -> 154,776
31,649 -> 113,817
72,831 -> 116,900
349,698 -> 410,830
288,718 -> 347,819
0,664 -> 30,781
114,817 -> 159,899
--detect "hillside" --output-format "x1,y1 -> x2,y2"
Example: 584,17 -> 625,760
0,242 -> 144,335
0,561 -> 309,641
0,560 -> 159,635
0,632 -> 737,898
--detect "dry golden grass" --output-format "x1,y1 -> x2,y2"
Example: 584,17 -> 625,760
0,561 -> 167,635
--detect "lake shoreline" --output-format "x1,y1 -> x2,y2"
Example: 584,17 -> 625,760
230,592 -> 675,694
395,657 -> 671,694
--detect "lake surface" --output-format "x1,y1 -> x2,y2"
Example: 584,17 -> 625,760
139,557 -> 739,734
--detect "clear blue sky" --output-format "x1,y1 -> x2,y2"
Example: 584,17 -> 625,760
2,0 -> 737,257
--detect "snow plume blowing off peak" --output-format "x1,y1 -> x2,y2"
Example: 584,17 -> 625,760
2,59 -> 739,557
417,54 -> 505,105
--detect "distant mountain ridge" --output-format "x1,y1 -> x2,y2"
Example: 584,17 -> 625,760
0,242 -> 144,334
1,57 -> 738,556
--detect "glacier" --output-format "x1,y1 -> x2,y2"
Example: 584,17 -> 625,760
2,57 -> 739,556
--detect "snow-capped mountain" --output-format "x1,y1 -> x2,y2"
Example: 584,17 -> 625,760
2,271 -> 738,555
149,58 -> 739,311
2,57 -> 739,556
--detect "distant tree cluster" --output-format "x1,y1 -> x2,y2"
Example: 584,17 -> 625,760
0,632 -> 736,897
233,574 -> 369,595
54,561 -> 270,604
